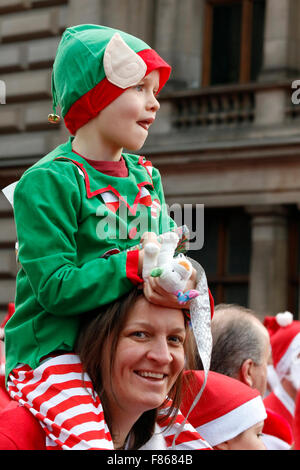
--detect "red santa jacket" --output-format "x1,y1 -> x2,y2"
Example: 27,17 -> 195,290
0,401 -> 46,450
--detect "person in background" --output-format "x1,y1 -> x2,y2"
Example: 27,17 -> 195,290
205,303 -> 293,450
264,312 -> 300,446
207,304 -> 270,396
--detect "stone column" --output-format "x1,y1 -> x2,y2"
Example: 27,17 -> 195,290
260,0 -> 297,80
171,0 -> 204,89
246,205 -> 288,321
255,0 -> 297,126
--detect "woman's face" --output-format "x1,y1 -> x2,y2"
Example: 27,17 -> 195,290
103,296 -> 186,418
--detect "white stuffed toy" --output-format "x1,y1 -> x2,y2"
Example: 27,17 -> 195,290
142,232 -> 200,304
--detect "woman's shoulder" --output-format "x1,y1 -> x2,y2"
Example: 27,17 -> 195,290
0,401 -> 46,450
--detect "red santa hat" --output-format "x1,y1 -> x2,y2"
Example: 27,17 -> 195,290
180,370 -> 267,447
263,312 -> 300,379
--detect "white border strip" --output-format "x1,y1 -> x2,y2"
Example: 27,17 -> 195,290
196,396 -> 267,447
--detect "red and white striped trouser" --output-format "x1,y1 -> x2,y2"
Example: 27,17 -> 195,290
7,354 -> 113,450
7,353 -> 211,451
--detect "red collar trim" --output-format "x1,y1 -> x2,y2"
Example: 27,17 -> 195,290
138,156 -> 153,179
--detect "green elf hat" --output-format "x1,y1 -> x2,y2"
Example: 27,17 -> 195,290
49,24 -> 171,135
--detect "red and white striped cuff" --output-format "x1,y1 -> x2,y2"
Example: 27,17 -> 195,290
126,249 -> 143,285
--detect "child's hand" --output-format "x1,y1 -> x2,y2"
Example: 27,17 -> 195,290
143,276 -> 180,308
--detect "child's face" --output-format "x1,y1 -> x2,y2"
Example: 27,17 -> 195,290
95,70 -> 160,153
215,421 -> 266,450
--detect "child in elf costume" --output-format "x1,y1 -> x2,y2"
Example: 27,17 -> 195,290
3,24 -> 210,450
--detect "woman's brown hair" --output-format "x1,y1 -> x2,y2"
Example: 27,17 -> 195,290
76,288 -> 191,449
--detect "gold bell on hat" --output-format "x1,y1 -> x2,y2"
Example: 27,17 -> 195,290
48,113 -> 61,124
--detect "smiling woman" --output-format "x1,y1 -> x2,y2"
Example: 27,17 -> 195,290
76,288 -> 206,450
1,289 -> 210,450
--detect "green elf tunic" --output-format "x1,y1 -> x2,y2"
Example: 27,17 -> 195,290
4,24 -> 175,382
4,137 -> 175,381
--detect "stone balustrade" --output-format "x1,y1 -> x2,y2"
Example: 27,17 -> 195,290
157,81 -> 296,131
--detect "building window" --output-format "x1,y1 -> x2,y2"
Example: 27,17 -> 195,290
188,208 -> 251,306
202,0 -> 266,87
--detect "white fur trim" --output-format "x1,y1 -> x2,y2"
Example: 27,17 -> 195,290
266,364 -> 280,393
196,396 -> 267,447
276,311 -> 293,327
262,433 -> 291,450
273,383 -> 295,416
103,33 -> 147,89
276,332 -> 300,380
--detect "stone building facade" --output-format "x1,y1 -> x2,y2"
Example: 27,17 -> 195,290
1,0 -> 300,320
